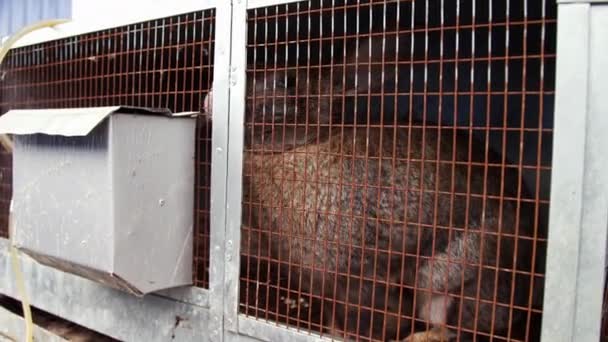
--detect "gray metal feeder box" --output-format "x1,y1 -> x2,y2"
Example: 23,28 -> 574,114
0,106 -> 197,296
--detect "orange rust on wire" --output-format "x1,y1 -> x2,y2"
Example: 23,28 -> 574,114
239,1 -> 554,342
411,0 -> 429,339
0,10 -> 216,289
525,3 -> 549,339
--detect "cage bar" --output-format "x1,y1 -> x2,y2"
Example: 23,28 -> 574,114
541,2 -> 608,342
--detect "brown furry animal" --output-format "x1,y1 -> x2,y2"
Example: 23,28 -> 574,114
203,43 -> 536,342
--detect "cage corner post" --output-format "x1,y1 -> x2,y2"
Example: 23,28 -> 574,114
208,1 -> 239,342
541,1 -> 608,341
222,0 -> 249,340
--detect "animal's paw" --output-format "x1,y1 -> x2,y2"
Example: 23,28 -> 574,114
398,327 -> 454,342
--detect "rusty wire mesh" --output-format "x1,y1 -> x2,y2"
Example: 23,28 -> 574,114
0,10 -> 215,288
239,0 -> 555,341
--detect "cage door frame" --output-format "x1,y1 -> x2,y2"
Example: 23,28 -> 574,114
221,0 -> 334,341
541,2 -> 608,341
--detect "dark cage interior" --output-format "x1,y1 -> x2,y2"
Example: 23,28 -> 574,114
0,10 -> 216,288
235,1 -> 556,341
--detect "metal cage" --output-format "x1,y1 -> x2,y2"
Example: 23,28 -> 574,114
0,0 -> 606,341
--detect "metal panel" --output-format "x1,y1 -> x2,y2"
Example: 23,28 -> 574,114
0,306 -> 69,342
4,1 -> 603,341
225,331 -> 266,342
225,0 -> 248,334
155,286 -> 210,308
12,130 -> 112,271
237,316 -> 327,342
541,2 -> 608,342
573,4 -> 608,341
0,239 -> 211,342
111,113 -> 196,293
540,2 -> 589,340
0,0 -> 72,39
7,111 -> 196,296
0,106 -> 170,136
208,1 -> 233,342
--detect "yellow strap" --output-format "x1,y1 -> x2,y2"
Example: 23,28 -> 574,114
8,201 -> 32,342
0,18 -> 70,152
1,18 -> 70,342
9,247 -> 33,342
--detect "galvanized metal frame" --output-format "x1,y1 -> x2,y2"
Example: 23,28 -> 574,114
0,304 -> 71,342
0,239 -> 213,341
0,1 -> 229,341
223,0 -> 246,335
541,2 -> 608,342
221,1 -> 335,341
208,2 -> 233,342
225,1 -> 608,342
2,0 -> 608,341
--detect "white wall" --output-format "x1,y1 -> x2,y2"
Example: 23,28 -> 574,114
0,0 -> 71,40
70,0 -> 214,27
8,0 -> 216,48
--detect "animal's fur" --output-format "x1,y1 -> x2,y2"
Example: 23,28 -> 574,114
205,37 -> 537,342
